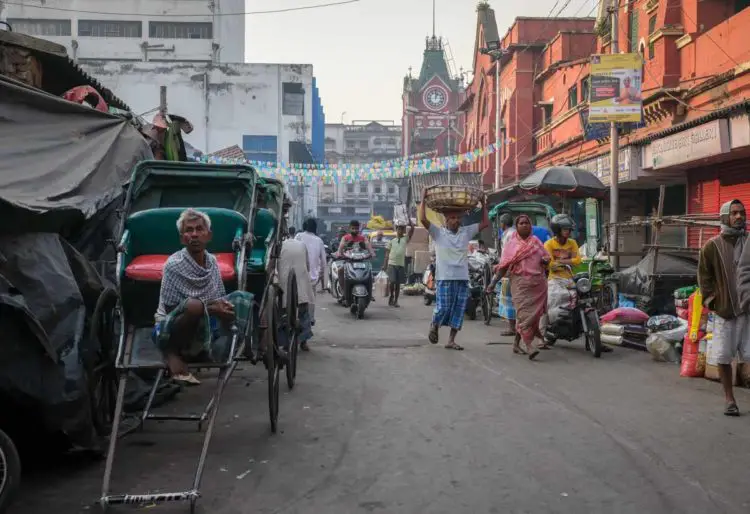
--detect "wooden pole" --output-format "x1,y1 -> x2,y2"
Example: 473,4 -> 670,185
649,185 -> 666,299
159,86 -> 167,115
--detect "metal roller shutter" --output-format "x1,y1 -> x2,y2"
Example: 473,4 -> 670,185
687,168 -> 719,248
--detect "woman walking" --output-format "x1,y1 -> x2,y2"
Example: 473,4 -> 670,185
487,215 -> 549,360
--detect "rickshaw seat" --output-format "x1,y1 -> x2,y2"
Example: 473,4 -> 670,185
121,207 -> 247,282
248,208 -> 277,271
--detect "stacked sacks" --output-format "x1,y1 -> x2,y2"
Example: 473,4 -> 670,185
680,289 -> 708,378
645,315 -> 687,363
599,307 -> 650,348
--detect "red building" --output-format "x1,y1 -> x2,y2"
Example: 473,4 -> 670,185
530,0 -> 750,250
460,8 -> 594,188
402,35 -> 466,160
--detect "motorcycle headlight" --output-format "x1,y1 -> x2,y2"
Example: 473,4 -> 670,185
576,277 -> 592,294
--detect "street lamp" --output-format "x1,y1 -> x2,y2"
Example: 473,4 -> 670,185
479,46 -> 507,190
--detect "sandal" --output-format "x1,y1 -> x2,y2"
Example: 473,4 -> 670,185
526,343 -> 540,361
445,342 -> 464,351
428,325 -> 439,344
724,402 -> 740,417
512,345 -> 528,355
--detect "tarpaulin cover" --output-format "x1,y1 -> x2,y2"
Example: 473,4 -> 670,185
0,76 -> 152,235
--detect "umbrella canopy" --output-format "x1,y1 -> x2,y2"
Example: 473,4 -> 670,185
519,166 -> 607,198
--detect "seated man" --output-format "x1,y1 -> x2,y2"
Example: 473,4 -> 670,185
154,208 -> 253,384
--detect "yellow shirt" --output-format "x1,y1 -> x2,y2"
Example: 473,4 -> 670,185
544,238 -> 582,280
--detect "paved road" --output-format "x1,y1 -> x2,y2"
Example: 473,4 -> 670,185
12,293 -> 750,514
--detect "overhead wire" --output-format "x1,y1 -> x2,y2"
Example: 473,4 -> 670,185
0,0 -> 362,17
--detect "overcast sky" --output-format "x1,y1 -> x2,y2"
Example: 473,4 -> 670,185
245,0 -> 598,124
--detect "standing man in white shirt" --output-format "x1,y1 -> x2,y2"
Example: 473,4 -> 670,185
295,218 -> 327,328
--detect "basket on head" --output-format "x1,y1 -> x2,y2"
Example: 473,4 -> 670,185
423,185 -> 483,213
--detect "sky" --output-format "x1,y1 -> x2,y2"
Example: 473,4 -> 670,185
245,0 -> 599,124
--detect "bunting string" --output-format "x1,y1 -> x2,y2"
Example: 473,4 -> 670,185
190,144 -> 498,185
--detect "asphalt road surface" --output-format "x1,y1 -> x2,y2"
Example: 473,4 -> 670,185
12,293 -> 750,514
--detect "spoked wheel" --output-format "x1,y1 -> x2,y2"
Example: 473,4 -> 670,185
263,287 -> 282,433
0,428 -> 21,514
482,292 -> 493,325
284,272 -> 299,390
88,288 -> 121,438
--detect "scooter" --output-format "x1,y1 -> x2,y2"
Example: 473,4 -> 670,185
422,257 -> 436,306
338,248 -> 373,319
543,265 -> 604,358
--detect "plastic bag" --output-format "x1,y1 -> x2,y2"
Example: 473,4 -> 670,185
600,307 -> 649,325
646,315 -> 681,332
547,278 -> 576,324
601,323 -> 625,336
646,334 -> 679,363
680,338 -> 704,377
674,285 -> 698,300
601,334 -> 623,346
674,298 -> 689,309
688,290 -> 708,342
374,270 -> 389,298
676,307 -> 689,320
655,318 -> 688,342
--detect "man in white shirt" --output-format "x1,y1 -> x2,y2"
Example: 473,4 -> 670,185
295,218 -> 327,328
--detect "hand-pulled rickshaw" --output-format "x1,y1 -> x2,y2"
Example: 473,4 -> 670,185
99,161 -> 297,512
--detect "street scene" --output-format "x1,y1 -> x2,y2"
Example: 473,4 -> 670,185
2,0 -> 750,513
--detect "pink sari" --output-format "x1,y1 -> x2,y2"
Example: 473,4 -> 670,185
498,227 -> 548,345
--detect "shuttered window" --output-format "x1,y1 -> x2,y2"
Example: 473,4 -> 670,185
629,8 -> 640,53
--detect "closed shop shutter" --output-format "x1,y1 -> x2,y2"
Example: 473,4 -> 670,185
687,167 -> 719,248
719,163 -> 750,206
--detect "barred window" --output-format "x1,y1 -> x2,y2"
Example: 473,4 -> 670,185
79,20 -> 141,38
7,18 -> 71,36
149,22 -> 212,39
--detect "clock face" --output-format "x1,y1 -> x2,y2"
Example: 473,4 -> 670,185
423,86 -> 448,111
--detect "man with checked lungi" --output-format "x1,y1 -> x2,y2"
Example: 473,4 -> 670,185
154,208 -> 253,385
420,188 -> 489,350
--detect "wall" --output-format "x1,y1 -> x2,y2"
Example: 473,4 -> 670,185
1,0 -> 245,63
81,61 -> 313,161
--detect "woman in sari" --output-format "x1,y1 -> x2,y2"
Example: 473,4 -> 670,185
487,215 -> 549,360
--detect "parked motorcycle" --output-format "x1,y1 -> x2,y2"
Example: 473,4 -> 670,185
0,427 -> 21,513
466,253 -> 492,320
543,265 -> 604,357
338,248 -> 373,319
422,257 -> 436,306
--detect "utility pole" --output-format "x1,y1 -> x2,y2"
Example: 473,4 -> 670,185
608,3 -> 620,269
494,58 -> 501,190
159,85 -> 167,116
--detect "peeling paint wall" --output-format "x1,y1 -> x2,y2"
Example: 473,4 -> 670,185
1,0 -> 244,63
80,61 -> 314,164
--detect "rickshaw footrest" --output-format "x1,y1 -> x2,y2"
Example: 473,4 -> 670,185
101,489 -> 199,506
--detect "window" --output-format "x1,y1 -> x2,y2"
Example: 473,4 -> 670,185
359,140 -> 368,149
373,138 -> 382,145
581,76 -> 590,102
242,135 -> 277,163
346,140 -> 356,149
347,184 -> 355,193
282,82 -> 305,116
149,21 -> 212,39
374,183 -> 382,194
648,15 -> 657,59
541,104 -> 554,126
7,18 -> 71,36
359,184 -> 368,193
568,84 -> 578,109
629,8 -> 640,53
388,185 -> 396,194
78,20 -> 141,37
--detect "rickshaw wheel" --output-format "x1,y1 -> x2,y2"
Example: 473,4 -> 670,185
284,272 -> 299,390
0,428 -> 21,514
88,288 -> 121,438
264,287 -> 281,434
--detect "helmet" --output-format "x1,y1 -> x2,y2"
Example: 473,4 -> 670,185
550,214 -> 574,236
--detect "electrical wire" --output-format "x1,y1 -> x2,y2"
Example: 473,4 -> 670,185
0,0 -> 362,17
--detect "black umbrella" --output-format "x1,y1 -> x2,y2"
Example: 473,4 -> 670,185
519,166 -> 607,198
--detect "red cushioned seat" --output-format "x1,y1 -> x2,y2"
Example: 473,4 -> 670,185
125,253 -> 237,282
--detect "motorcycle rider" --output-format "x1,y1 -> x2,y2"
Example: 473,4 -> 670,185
336,220 -> 376,302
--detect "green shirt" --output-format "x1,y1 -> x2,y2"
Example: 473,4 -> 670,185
387,236 -> 408,267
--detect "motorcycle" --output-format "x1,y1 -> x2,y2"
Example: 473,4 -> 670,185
0,427 -> 21,513
337,248 -> 373,319
466,253 -> 492,320
543,265 -> 604,358
326,244 -> 342,300
422,256 -> 436,306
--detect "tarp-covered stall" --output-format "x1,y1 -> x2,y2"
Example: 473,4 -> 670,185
0,76 -> 165,452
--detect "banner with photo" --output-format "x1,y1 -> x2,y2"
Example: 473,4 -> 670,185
588,53 -> 643,123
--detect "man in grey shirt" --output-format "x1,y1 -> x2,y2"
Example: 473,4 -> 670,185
420,188 -> 489,350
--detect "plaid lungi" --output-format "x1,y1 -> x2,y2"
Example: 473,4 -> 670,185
154,290 -> 254,360
432,280 -> 469,330
496,278 -> 516,321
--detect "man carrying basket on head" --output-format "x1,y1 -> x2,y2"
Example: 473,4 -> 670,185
420,186 -> 489,350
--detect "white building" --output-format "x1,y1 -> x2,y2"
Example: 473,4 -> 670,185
0,0 -> 244,63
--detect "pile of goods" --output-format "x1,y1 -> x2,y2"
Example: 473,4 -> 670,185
599,307 -> 650,349
402,283 -> 425,296
366,216 -> 393,230
423,185 -> 483,212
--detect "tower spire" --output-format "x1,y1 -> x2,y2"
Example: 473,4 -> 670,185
432,0 -> 436,37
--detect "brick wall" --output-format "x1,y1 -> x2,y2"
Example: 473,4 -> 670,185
0,44 -> 43,88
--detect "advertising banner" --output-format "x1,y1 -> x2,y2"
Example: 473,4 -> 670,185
589,53 -> 643,123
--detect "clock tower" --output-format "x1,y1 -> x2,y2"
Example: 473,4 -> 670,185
402,35 -> 465,161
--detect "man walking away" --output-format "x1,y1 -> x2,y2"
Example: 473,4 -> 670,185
383,220 -> 415,307
295,218 -> 327,334
420,188 -> 489,350
278,237 -> 315,351
701,200 -> 748,416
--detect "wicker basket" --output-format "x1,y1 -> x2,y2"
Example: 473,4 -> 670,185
423,185 -> 483,212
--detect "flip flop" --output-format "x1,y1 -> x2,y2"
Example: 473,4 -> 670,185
173,373 -> 201,386
513,345 -> 528,355
724,402 -> 740,417
428,325 -> 439,344
445,343 -> 464,351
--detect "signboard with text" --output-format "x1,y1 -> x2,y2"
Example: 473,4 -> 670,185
589,53 -> 643,123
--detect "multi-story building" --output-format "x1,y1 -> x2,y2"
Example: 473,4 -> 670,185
1,0 -> 245,63
319,121 -> 403,232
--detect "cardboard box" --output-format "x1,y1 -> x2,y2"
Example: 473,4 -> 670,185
704,359 -> 740,385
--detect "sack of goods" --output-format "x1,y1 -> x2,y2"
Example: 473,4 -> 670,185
423,185 -> 483,213
547,278 -> 577,325
393,203 -> 409,227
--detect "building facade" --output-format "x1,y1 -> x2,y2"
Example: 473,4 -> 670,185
461,14 -> 595,187
402,36 -> 466,162
319,121 -> 403,231
1,0 -> 245,63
